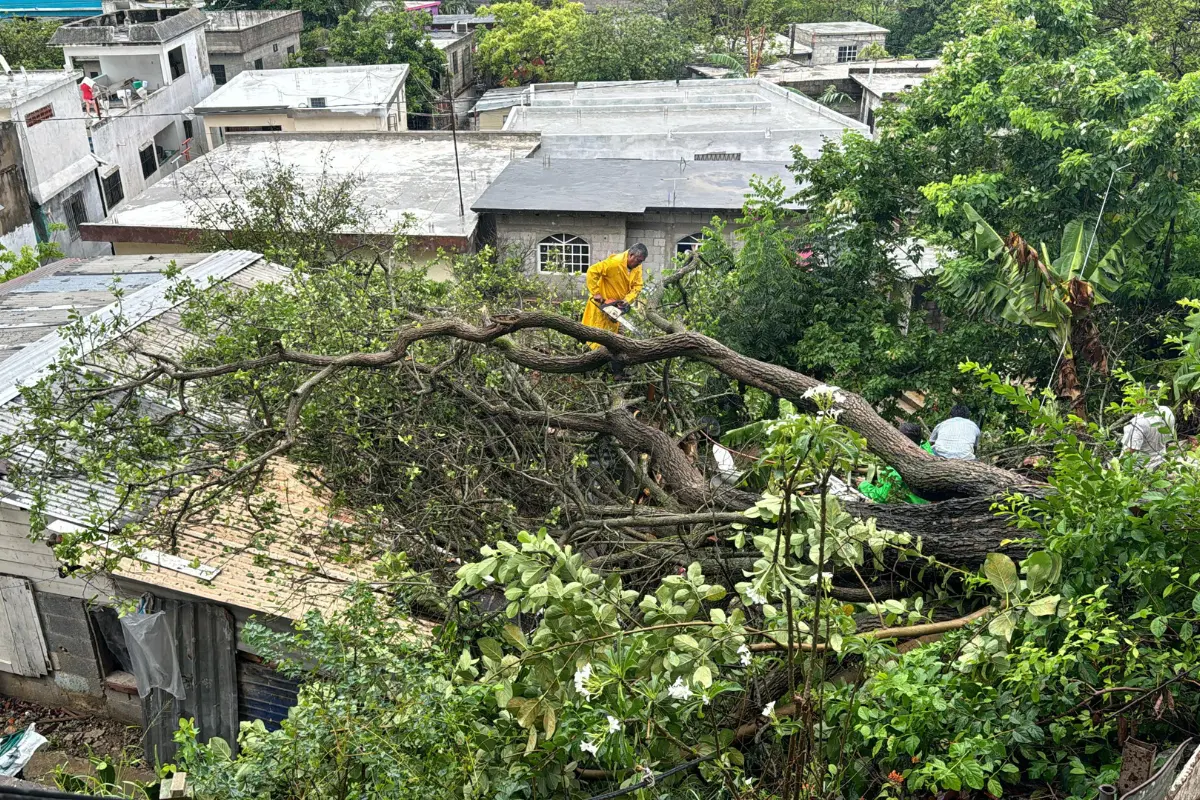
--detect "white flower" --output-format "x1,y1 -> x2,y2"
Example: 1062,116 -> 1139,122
580,738 -> 599,756
737,644 -> 752,667
607,715 -> 621,733
746,586 -> 768,605
817,408 -> 844,420
762,701 -> 775,717
802,384 -> 846,404
574,663 -> 593,699
668,676 -> 693,701
483,574 -> 495,584
807,571 -> 834,585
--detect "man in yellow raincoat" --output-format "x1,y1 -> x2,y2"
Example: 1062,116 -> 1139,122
581,244 -> 647,348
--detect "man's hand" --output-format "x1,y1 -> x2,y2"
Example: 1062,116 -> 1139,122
613,300 -> 630,313
592,294 -> 605,305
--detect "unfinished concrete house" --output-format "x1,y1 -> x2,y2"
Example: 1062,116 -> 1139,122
472,157 -> 795,282
205,9 -> 304,86
786,22 -> 889,65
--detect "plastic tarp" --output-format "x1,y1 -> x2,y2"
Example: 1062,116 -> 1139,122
0,725 -> 47,777
121,611 -> 186,700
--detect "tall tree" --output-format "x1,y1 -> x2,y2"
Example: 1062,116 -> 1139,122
554,8 -> 692,82
326,10 -> 446,114
0,18 -> 63,69
475,0 -> 585,85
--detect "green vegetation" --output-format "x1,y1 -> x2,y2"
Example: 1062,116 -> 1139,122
0,17 -> 64,70
9,0 -> 1200,797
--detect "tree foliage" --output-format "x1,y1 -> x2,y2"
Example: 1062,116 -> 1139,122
0,18 -> 64,69
554,8 -> 693,82
326,10 -> 446,114
475,0 -> 585,84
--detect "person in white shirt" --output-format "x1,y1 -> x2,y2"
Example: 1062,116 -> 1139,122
1121,405 -> 1176,469
929,404 -> 982,461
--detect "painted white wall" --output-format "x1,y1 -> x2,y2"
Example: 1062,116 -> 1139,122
85,28 -> 215,209
12,80 -> 96,208
0,221 -> 37,254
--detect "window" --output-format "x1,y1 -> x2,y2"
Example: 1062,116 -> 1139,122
212,63 -> 227,85
837,44 -> 858,63
287,45 -> 295,55
168,45 -> 187,80
102,169 -> 124,209
309,97 -> 327,108
676,233 -> 702,255
25,104 -> 54,127
63,192 -> 86,240
223,125 -> 283,134
139,144 -> 157,179
693,151 -> 741,161
254,58 -> 264,70
538,233 -> 590,274
451,51 -> 459,76
273,43 -> 279,52
182,119 -> 193,141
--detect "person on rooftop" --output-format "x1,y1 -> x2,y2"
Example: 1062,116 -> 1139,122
929,404 -> 981,461
582,244 -> 647,349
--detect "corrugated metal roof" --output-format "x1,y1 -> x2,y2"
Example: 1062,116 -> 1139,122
0,251 -> 260,405
0,250 -> 273,525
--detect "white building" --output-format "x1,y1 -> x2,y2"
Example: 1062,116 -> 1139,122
193,65 -> 409,149
49,7 -> 216,213
0,70 -> 109,258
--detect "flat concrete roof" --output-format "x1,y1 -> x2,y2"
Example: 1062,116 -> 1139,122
205,9 -> 302,30
0,69 -> 81,108
428,13 -> 494,27
428,29 -> 471,49
853,71 -> 930,97
791,21 -> 889,35
49,7 -> 208,45
81,132 -> 541,244
194,65 -> 409,114
473,158 -> 798,214
493,78 -> 867,161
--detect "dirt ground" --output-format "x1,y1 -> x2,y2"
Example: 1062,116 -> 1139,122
1,695 -> 155,788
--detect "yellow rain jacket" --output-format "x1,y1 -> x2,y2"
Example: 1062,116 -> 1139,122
582,250 -> 644,347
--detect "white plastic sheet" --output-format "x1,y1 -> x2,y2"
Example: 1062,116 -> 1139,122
120,611 -> 186,700
0,724 -> 47,777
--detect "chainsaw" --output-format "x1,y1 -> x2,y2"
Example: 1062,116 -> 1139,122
597,299 -> 641,335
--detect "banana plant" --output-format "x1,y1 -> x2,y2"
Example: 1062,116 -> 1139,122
941,204 -> 1149,418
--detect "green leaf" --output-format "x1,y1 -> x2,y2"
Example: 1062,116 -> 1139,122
673,634 -> 701,652
542,705 -> 556,738
1150,616 -> 1168,637
502,623 -> 528,651
1023,551 -> 1061,593
988,776 -> 1003,797
1191,592 -> 1200,614
984,553 -> 1020,597
1027,595 -> 1061,617
694,664 -> 713,688
478,637 -> 504,662
988,610 -> 1017,642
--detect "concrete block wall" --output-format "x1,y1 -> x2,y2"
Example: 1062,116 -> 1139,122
494,209 -> 744,295
35,592 -> 104,696
808,32 -> 887,65
494,211 -> 628,294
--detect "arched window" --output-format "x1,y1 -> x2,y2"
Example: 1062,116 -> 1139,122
676,233 -> 703,255
538,233 -> 590,274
